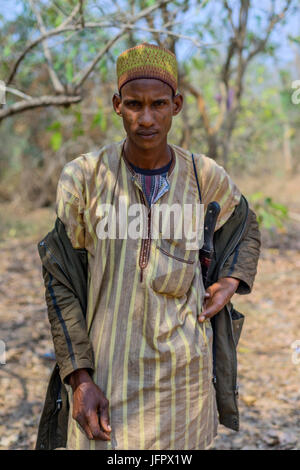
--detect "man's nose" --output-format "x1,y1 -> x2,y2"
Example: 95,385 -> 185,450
138,106 -> 154,127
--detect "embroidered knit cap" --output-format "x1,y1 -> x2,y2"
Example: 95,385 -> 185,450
116,43 -> 178,94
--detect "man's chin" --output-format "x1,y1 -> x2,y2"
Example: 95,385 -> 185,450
132,133 -> 163,149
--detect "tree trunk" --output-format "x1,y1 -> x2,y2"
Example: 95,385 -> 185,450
207,134 -> 219,161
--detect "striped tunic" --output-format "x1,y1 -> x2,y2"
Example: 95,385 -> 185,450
56,140 -> 241,450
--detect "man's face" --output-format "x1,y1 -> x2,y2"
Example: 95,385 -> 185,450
113,78 -> 183,150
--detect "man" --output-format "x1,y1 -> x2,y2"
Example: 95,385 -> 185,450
36,43 -> 261,450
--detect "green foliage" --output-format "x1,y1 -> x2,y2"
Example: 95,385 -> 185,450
99,58 -> 108,81
3,45 -> 11,57
145,0 -> 156,6
92,108 -> 107,132
50,132 -> 62,151
46,121 -> 62,151
46,121 -> 61,131
288,35 -> 300,44
66,61 -> 73,82
248,192 -> 289,230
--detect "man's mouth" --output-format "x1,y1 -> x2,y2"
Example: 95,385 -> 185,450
137,131 -> 158,137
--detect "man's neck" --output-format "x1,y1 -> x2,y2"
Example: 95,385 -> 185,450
124,137 -> 172,170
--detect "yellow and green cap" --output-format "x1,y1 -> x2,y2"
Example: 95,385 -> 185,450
116,43 -> 178,94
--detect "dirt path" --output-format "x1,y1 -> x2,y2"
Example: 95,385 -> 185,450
0,234 -> 299,450
212,248 -> 300,450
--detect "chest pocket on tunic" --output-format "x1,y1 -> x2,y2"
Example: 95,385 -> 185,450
151,237 -> 198,298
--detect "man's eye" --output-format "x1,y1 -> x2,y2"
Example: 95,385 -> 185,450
154,101 -> 165,107
128,101 -> 140,107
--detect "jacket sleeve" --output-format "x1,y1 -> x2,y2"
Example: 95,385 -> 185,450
42,264 -> 95,384
43,157 -> 94,384
218,207 -> 261,295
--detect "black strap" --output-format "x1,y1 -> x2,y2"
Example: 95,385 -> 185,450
193,153 -> 216,380
192,153 -> 202,203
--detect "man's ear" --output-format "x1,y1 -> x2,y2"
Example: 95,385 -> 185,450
172,93 -> 183,116
112,93 -> 122,116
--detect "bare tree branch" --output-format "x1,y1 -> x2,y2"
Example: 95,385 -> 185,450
223,1 -> 237,36
59,2 -> 82,28
214,82 -> 227,133
2,0 -> 177,123
5,87 -> 32,101
7,0 -> 174,90
6,3 -> 83,86
51,0 -> 69,17
217,0 -> 293,165
145,12 -> 164,47
246,0 -> 292,62
73,0 -> 175,90
118,24 -> 221,49
29,0 -> 65,93
221,39 -> 236,89
46,30 -> 81,49
181,81 -> 212,137
73,30 -> 126,91
130,0 -> 173,21
0,95 -> 81,122
79,0 -> 85,28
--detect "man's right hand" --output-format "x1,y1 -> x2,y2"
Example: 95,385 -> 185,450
68,368 -> 111,441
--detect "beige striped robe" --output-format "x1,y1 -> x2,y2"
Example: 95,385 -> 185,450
56,139 -> 241,450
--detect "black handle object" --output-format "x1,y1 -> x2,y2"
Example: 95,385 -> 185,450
200,201 -> 220,289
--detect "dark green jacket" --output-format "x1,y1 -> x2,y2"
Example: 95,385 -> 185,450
35,194 -> 261,450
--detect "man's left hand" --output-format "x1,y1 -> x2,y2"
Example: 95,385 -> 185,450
198,277 -> 240,323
